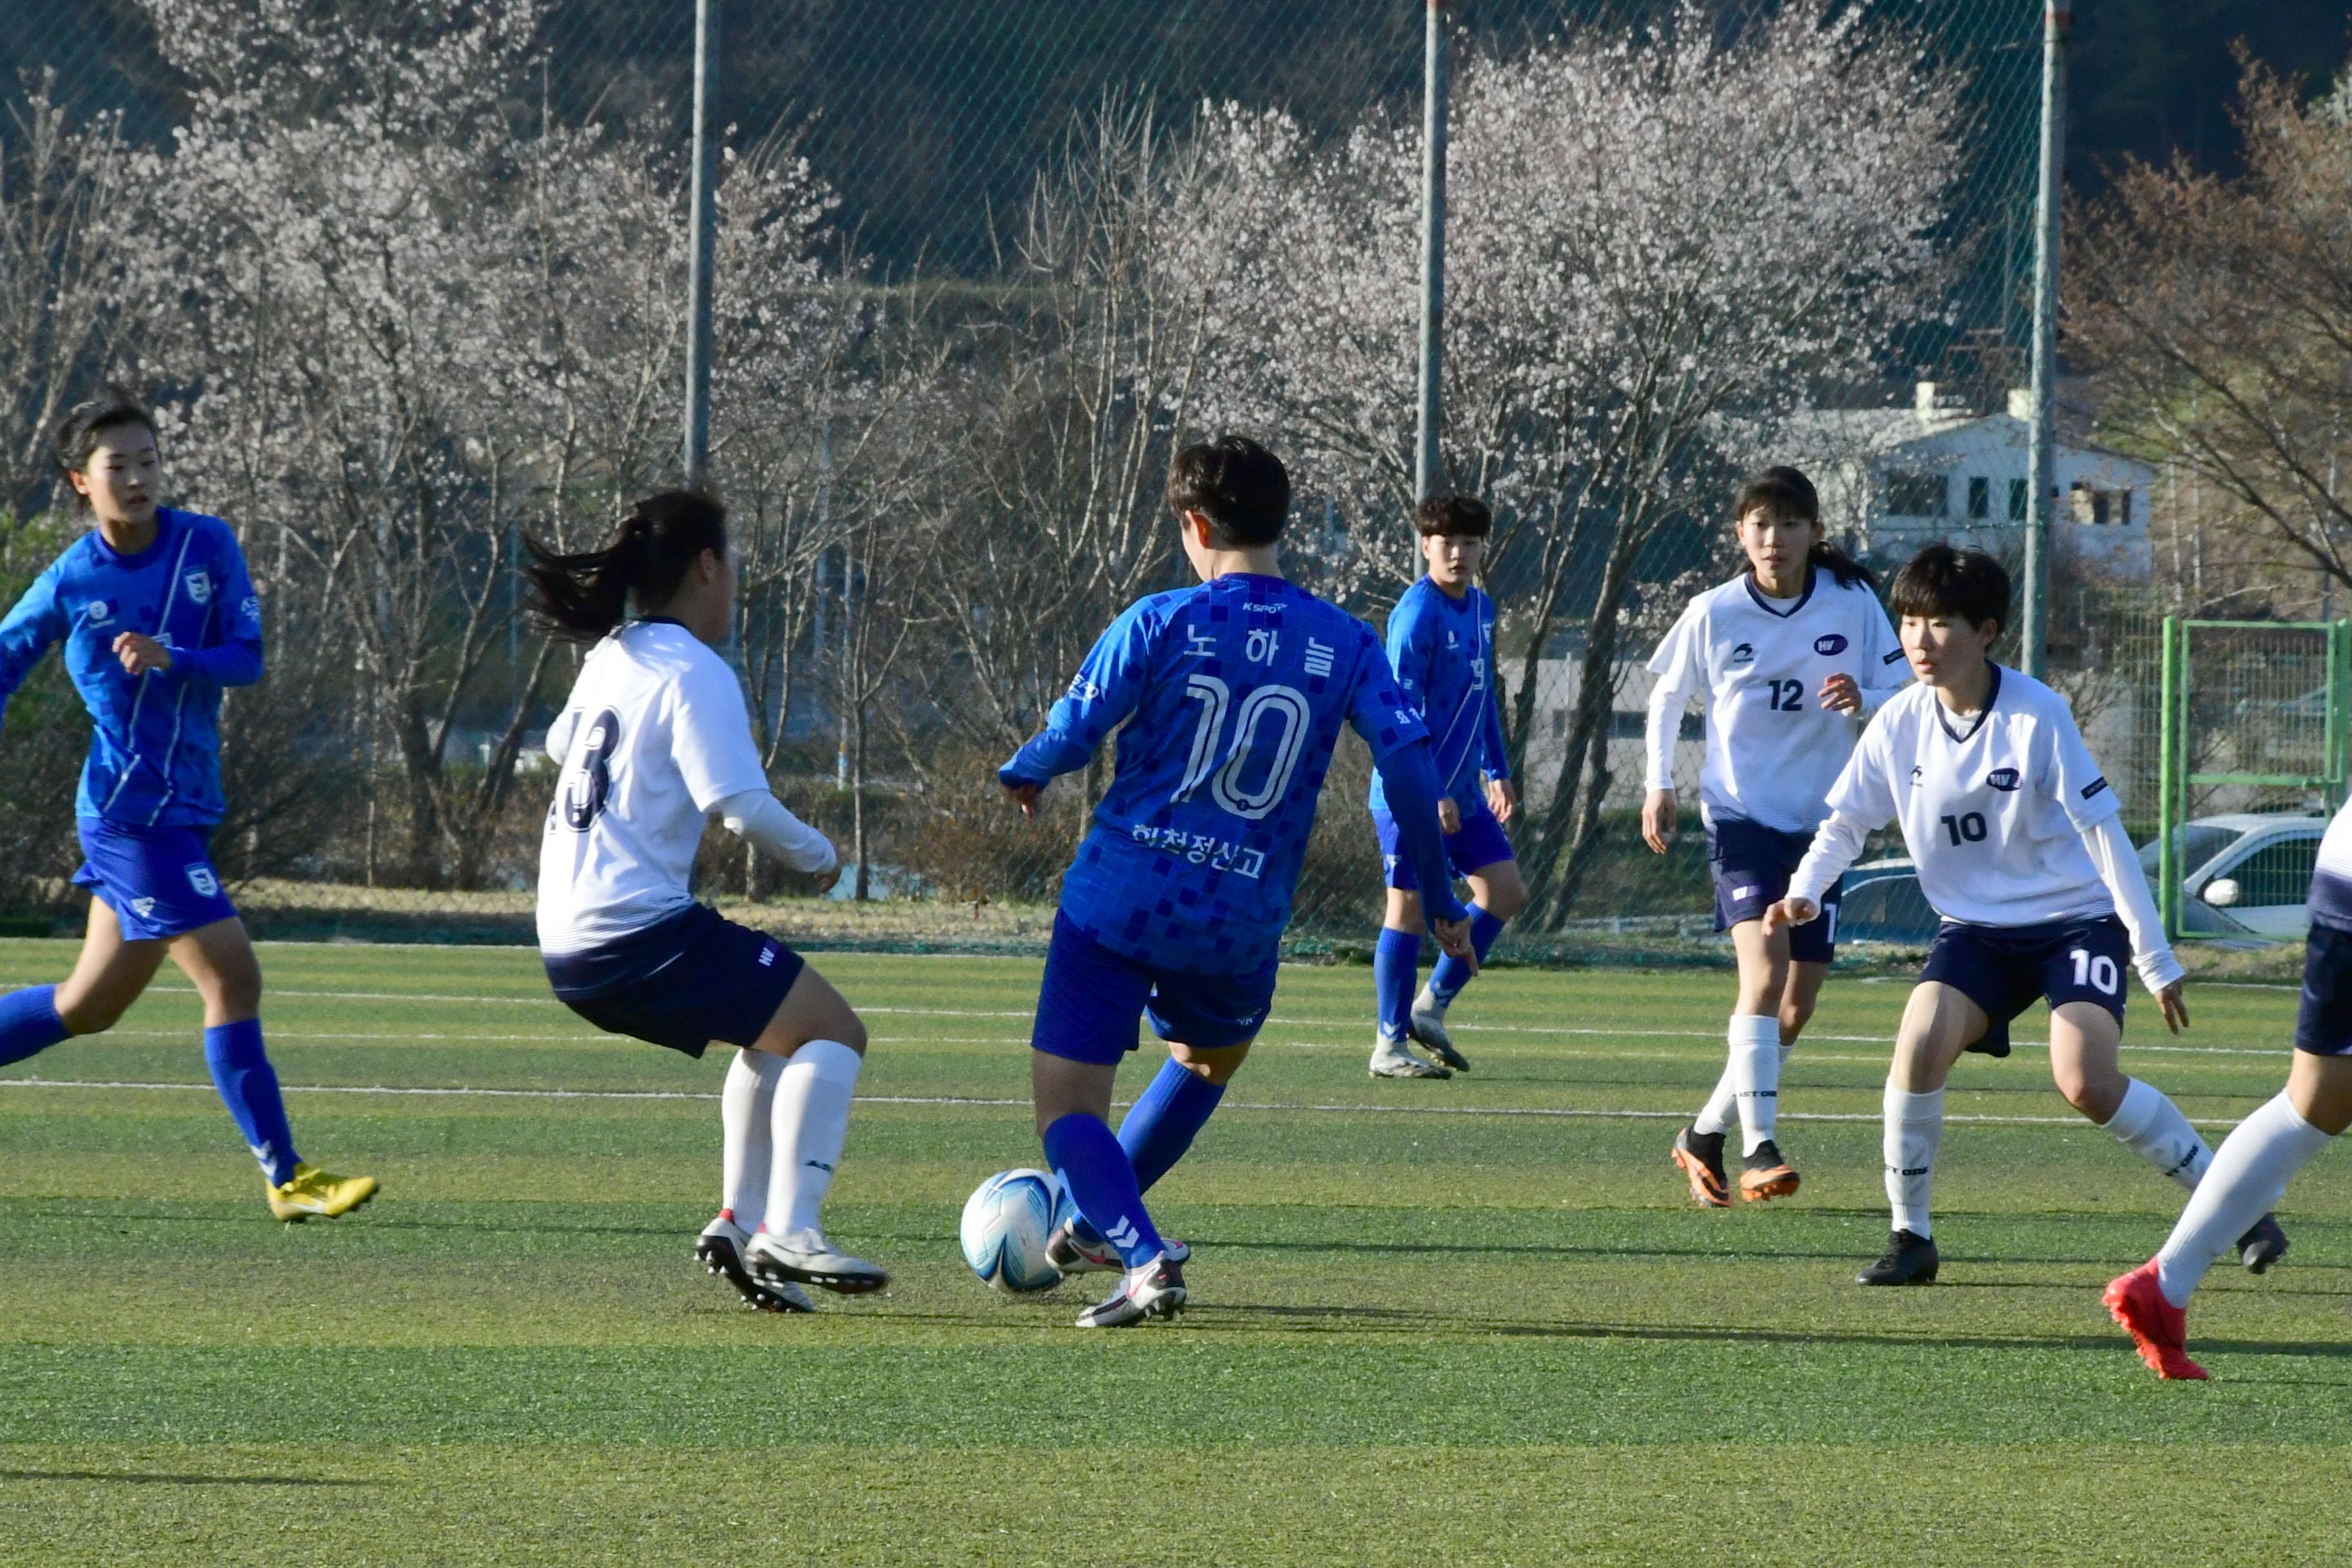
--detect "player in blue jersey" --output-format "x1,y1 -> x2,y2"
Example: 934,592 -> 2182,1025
1366,495 -> 1521,1079
0,389 -> 374,1220
1001,436 -> 1474,1328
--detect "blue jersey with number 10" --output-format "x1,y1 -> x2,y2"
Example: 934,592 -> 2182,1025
1003,573 -> 1429,970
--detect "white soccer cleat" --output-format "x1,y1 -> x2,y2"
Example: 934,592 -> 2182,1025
1407,986 -> 1471,1072
744,1226 -> 889,1296
1369,1032 -> 1451,1079
1075,1251 -> 1187,1328
696,1215 -> 814,1313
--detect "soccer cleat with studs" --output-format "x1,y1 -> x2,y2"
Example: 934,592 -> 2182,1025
696,1216 -> 814,1313
1076,1251 -> 1187,1328
1407,986 -> 1471,1073
1671,1126 -> 1732,1208
1739,1139 -> 1800,1204
745,1226 -> 889,1296
2104,1259 -> 2207,1380
2237,1213 -> 2289,1275
1856,1228 -> 1939,1286
1369,1033 -> 1450,1079
266,1162 -> 378,1222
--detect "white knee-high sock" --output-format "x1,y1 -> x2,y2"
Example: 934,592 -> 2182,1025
1696,1035 -> 1792,1138
1885,1083 -> 1943,1237
2155,1092 -> 2333,1306
764,1039 -> 863,1238
2102,1077 -> 2213,1191
721,1048 -> 783,1230
1727,1014 -> 1783,1155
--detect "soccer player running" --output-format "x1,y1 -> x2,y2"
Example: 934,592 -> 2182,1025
1001,436 -> 1474,1328
1763,544 -> 2287,1285
0,389 -> 375,1221
1645,467 -> 1905,1206
2106,792 -> 2352,1378
1367,495 -> 1521,1080
529,491 -> 879,1315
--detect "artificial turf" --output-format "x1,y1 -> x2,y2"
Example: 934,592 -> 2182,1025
0,938 -> 2344,1565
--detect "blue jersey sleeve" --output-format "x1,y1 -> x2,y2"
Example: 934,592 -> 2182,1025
0,563 -> 68,721
1001,598 -> 1157,790
1480,602 -> 1510,783
1386,591 -> 1435,717
169,529 -> 264,688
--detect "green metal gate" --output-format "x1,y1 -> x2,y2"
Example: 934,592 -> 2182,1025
2157,617 -> 2352,940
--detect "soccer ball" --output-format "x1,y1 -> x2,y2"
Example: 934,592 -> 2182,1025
959,1168 -> 1064,1293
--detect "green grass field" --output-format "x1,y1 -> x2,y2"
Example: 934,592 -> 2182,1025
1,938 -> 2346,1566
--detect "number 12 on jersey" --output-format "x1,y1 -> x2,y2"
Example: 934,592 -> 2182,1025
1172,674 -> 1309,821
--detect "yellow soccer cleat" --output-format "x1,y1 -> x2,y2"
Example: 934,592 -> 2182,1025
268,1162 -> 380,1222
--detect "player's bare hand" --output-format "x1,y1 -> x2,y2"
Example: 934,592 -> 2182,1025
2156,979 -> 2190,1035
1761,896 -> 1818,936
1486,776 -> 1517,826
1438,796 -> 1462,835
1819,672 -> 1862,714
1432,915 -> 1477,976
1003,779 -> 1040,819
113,631 -> 172,676
810,864 -> 843,896
1641,788 -> 1676,854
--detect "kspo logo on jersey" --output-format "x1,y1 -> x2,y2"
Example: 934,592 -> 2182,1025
1986,767 -> 2022,791
1728,642 -> 1755,665
1813,633 -> 1848,656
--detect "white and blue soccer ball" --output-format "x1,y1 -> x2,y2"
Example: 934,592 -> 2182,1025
960,1168 -> 1064,1293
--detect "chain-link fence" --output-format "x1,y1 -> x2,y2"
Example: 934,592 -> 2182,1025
0,0 -> 2097,957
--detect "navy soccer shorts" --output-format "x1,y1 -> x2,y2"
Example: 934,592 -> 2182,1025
544,903 -> 806,1059
2295,922 -> 2352,1056
1030,911 -> 1279,1065
72,818 -> 238,943
1373,792 -> 1514,892
1919,914 -> 2132,1057
1707,818 -> 1843,965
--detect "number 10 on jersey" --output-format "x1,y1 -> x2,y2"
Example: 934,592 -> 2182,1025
1171,675 -> 1309,821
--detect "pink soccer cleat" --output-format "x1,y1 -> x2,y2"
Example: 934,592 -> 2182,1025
2104,1260 -> 2208,1381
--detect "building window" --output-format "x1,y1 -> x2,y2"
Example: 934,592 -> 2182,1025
1885,471 -> 1947,518
2008,478 -> 2028,520
2070,484 -> 2135,525
1966,476 -> 1990,520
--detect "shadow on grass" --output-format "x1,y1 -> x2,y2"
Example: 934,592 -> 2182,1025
0,1469 -> 377,1485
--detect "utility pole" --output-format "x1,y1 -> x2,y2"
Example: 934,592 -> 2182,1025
683,0 -> 719,489
1416,0 -> 1451,504
2021,0 -> 2068,678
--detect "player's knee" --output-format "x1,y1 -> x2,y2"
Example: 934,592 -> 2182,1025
825,1008 -> 868,1056
54,990 -> 126,1035
2052,1064 -> 2117,1121
209,961 -> 263,1020
1482,881 -> 1525,922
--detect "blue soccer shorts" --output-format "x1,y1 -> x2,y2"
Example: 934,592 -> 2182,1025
1919,914 -> 2132,1058
2295,922 -> 2352,1056
72,818 -> 238,943
1030,911 -> 1279,1065
1373,792 -> 1514,892
544,903 -> 806,1059
1707,818 -> 1843,964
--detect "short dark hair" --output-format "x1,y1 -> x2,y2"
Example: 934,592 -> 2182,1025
1166,435 -> 1289,547
53,386 -> 159,480
1735,466 -> 1819,529
1890,542 -> 2009,632
1416,494 -> 1491,538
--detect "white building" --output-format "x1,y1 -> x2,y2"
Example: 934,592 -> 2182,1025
1785,383 -> 2155,584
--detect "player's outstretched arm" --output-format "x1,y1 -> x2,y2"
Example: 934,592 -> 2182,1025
2082,814 -> 2189,1034
720,789 -> 841,894
0,565 -> 70,729
1372,738 -> 1469,932
999,605 -> 1155,810
1767,807 -> 1873,935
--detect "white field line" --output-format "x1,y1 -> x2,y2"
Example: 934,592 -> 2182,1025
0,1076 -> 2264,1129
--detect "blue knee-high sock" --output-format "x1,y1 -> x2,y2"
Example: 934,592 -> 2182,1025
1374,926 -> 1422,1039
1043,1112 -> 1164,1270
0,986 -> 70,1068
204,1019 -> 300,1186
1117,1057 -> 1227,1195
1428,905 -> 1506,1006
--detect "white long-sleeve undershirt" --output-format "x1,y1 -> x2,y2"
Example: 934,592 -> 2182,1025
717,789 -> 838,876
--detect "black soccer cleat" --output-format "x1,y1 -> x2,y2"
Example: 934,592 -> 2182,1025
695,1220 -> 814,1313
1671,1126 -> 1732,1208
1739,1139 -> 1800,1203
2237,1213 -> 2289,1275
1856,1228 -> 1939,1286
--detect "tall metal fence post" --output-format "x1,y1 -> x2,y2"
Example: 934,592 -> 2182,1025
2021,0 -> 2069,678
683,0 -> 720,489
2158,614 -> 2180,940
1415,0 -> 1450,504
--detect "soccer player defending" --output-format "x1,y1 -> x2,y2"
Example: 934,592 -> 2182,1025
1001,436 -> 1474,1328
2106,792 -> 2352,1378
0,389 -> 375,1220
1763,544 -> 2286,1285
530,491 -> 879,1314
1368,495 -> 1520,1079
1645,467 -> 1905,1204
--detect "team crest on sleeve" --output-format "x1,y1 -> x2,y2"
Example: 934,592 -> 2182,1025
1813,634 -> 1848,656
185,864 -> 220,898
183,569 -> 212,604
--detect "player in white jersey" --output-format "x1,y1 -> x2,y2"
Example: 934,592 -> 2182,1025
1644,468 -> 1906,1206
529,491 -> 882,1314
1766,545 -> 2286,1285
2105,794 -> 2352,1377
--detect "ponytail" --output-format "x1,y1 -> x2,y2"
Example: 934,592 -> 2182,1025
1807,539 -> 1875,591
524,490 -> 727,642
